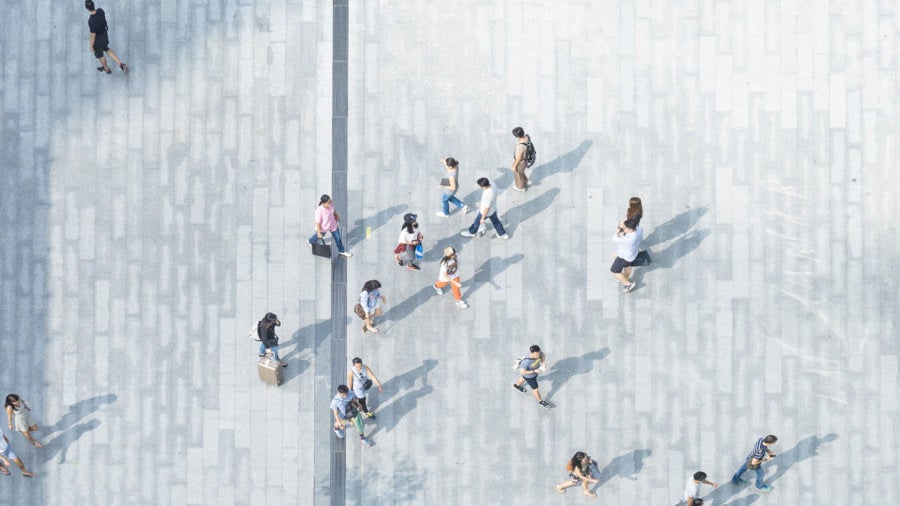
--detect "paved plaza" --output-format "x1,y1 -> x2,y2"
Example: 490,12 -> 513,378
1,0 -> 898,505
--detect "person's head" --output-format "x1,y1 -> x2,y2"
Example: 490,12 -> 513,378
529,344 -> 541,358
628,197 -> 642,214
693,471 -> 707,482
622,218 -> 639,230
477,177 -> 491,189
4,394 -> 20,408
352,357 -> 363,369
402,213 -> 418,233
763,435 -> 778,445
442,246 -> 456,263
336,384 -> 349,397
567,451 -> 587,470
512,127 -> 525,138
444,157 -> 459,168
84,1 -> 96,11
362,280 -> 381,293
318,194 -> 332,208
262,312 -> 280,327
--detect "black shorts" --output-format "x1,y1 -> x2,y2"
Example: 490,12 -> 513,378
93,43 -> 109,59
522,376 -> 539,390
610,257 -> 632,273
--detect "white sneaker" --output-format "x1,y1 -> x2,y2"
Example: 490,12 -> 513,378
461,230 -> 475,238
496,233 -> 509,240
339,251 -> 353,258
455,300 -> 469,309
435,212 -> 450,218
461,205 -> 469,213
433,284 -> 444,295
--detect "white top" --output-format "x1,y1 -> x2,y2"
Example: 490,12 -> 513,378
479,187 -> 497,215
438,257 -> 460,282
612,225 -> 644,262
683,479 -> 700,501
397,228 -> 420,244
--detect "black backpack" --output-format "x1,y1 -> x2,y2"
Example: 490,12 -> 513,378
519,139 -> 537,168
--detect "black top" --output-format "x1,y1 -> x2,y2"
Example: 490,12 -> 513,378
88,9 -> 109,45
257,321 -> 278,349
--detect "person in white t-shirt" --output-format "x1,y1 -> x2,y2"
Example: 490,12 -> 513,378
683,471 -> 717,505
432,247 -> 469,308
460,178 -> 508,239
610,218 -> 644,292
393,213 -> 423,271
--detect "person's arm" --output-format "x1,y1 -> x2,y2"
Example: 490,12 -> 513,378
367,367 -> 384,393
686,497 -> 695,506
539,353 -> 548,372
480,206 -> 489,222
332,408 -> 345,427
315,216 -> 323,238
334,211 -> 341,223
6,406 -> 13,429
89,32 -> 95,51
360,292 -> 371,318
448,176 -> 457,191
702,479 -> 718,488
347,371 -> 354,389
511,146 -> 523,169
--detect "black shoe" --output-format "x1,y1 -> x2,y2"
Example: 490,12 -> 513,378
513,384 -> 526,393
539,400 -> 551,409
407,263 -> 420,271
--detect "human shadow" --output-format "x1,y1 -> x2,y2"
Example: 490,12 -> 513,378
638,229 -> 711,273
42,394 -> 118,438
768,433 -> 838,484
721,495 -> 761,506
459,169 -> 515,203
38,419 -> 101,466
288,319 -> 332,355
461,253 -> 525,300
593,449 -> 652,490
382,285 -> 435,324
641,207 -> 708,248
366,359 -> 438,437
502,188 -> 561,236
542,348 -> 610,401
347,204 -> 407,245
531,139 -> 593,184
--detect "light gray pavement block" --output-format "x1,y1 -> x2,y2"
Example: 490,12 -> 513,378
0,0 -> 898,505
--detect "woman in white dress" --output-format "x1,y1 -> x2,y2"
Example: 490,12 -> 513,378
5,394 -> 41,448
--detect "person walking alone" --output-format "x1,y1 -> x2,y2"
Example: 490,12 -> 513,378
436,157 -> 468,217
85,1 -> 128,74
347,357 -> 383,419
4,395 -> 41,448
610,218 -> 644,292
330,385 -> 373,447
731,434 -> 778,492
513,345 -> 551,408
355,280 -> 385,333
393,213 -> 423,271
309,194 -> 352,258
555,451 -> 598,497
460,178 -> 508,239
511,127 -> 534,192
432,247 -> 469,308
684,471 -> 718,505
257,312 -> 286,367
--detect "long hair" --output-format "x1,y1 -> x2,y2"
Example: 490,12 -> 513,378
627,197 -> 642,220
362,280 -> 381,293
318,194 -> 331,207
4,394 -> 20,409
566,452 -> 587,472
401,221 -> 417,234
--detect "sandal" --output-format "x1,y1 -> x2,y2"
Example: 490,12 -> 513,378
367,326 -> 379,334
0,467 -> 10,476
395,255 -> 403,266
32,441 -> 42,448
555,486 -> 565,494
120,63 -> 129,73
22,471 -> 34,478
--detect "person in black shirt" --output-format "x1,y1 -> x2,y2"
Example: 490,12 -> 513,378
85,1 -> 128,74
257,313 -> 287,367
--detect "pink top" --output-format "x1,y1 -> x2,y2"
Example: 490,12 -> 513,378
315,205 -> 338,232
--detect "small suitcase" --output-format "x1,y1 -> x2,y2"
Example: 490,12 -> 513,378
258,357 -> 283,386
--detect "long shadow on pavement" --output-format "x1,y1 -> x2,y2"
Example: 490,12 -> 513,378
366,360 -> 438,437
502,187 -> 561,237
592,449 -> 652,492
42,394 -> 118,438
542,348 -> 610,401
641,207 -> 707,249
37,419 -> 101,466
382,285 -> 435,325
36,394 -> 118,466
347,204 -> 407,245
530,139 -> 594,185
461,254 -> 525,300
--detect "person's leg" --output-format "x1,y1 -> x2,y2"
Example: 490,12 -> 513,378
613,271 -> 629,283
12,457 -> 32,477
449,277 -> 462,301
467,213 -> 481,234
581,478 -> 596,497
352,413 -> 365,435
731,463 -> 749,483
98,55 -> 110,71
258,342 -> 267,356
530,387 -> 543,402
330,229 -> 346,253
105,48 -> 123,66
357,397 -> 369,413
489,213 -> 507,236
20,430 -> 41,448
753,466 -> 765,488
556,479 -> 578,493
513,164 -> 526,189
405,244 -> 417,266
448,195 -> 464,210
309,232 -> 319,245
440,193 -> 451,215
622,266 -> 632,281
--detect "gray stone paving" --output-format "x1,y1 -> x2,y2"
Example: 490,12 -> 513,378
0,0 -> 897,505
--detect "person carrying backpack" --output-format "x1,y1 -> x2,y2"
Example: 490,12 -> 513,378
511,127 -> 536,192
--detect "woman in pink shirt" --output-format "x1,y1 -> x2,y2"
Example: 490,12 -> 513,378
309,194 -> 352,257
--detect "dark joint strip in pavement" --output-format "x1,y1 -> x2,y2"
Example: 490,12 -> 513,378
330,1 -> 349,506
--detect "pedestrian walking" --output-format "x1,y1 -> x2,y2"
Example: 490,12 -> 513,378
347,357 -> 383,419
257,312 -> 287,367
610,218 -> 644,292
85,1 -> 128,74
626,197 -> 643,226
460,178 -> 508,239
684,471 -> 718,505
511,127 -> 535,192
309,194 -> 352,258
354,280 -> 385,333
555,451 -> 598,497
432,247 -> 469,308
436,157 -> 468,217
731,434 -> 778,492
0,428 -> 34,477
4,395 -> 41,448
512,345 -> 551,408
393,213 -> 423,271
330,385 -> 374,447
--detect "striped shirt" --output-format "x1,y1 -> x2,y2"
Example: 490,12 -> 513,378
745,437 -> 768,462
